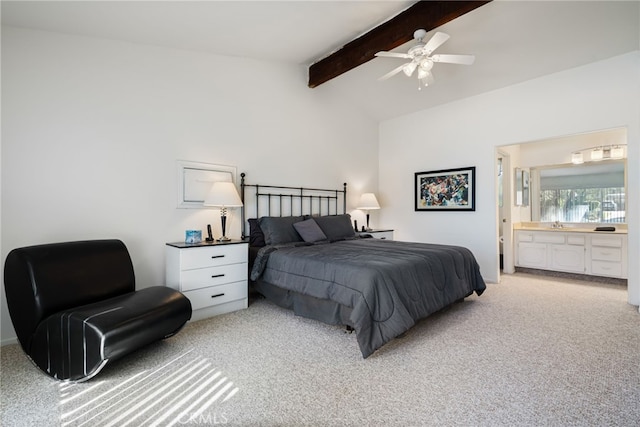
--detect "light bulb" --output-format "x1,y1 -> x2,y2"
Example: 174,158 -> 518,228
591,147 -> 604,161
610,146 -> 624,159
571,152 -> 584,164
420,59 -> 433,71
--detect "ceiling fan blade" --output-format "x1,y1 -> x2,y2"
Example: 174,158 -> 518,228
431,54 -> 475,65
423,32 -> 450,55
375,51 -> 412,59
378,63 -> 408,81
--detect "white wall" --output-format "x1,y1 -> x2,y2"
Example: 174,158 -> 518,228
0,28 -> 379,344
379,52 -> 640,308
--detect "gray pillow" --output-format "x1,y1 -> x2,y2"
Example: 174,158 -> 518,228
293,219 -> 328,243
258,216 -> 304,245
313,214 -> 355,241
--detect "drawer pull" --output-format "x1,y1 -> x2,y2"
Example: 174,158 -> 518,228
211,274 -> 225,278
211,293 -> 225,298
211,255 -> 225,259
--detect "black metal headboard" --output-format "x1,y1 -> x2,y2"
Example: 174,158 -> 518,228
240,172 -> 347,239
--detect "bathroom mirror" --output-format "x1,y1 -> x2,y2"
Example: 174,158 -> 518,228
531,160 -> 625,223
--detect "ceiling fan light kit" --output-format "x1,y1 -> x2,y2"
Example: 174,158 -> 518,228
375,29 -> 475,90
403,62 -> 417,76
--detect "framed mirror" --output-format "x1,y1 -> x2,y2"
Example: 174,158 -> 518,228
515,168 -> 523,206
522,170 -> 530,207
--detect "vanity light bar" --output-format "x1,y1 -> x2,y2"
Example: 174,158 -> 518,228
571,144 -> 626,164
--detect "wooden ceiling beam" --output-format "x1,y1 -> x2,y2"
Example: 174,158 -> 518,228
308,1 -> 491,88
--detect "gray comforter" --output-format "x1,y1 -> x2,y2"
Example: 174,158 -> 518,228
251,238 -> 486,358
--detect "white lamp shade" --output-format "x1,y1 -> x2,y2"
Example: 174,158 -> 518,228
357,193 -> 380,210
203,182 -> 243,207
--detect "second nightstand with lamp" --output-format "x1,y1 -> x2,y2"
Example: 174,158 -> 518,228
356,192 -> 394,240
357,192 -> 380,231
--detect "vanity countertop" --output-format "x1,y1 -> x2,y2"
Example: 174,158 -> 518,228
515,222 -> 627,235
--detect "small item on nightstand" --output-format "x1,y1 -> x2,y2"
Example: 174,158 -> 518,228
205,224 -> 214,242
185,230 -> 202,244
354,220 -> 358,232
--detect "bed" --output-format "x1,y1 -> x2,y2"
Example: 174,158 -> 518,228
240,174 -> 486,358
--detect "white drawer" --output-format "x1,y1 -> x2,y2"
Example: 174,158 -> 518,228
517,232 -> 534,242
591,246 -> 622,262
180,263 -> 247,292
567,235 -> 585,245
534,233 -> 565,244
591,235 -> 623,248
591,261 -> 623,278
183,281 -> 248,311
180,244 -> 247,270
371,231 -> 393,240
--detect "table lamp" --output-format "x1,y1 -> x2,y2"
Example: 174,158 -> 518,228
203,182 -> 243,241
357,193 -> 380,231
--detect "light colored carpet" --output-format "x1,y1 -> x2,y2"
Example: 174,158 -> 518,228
1,273 -> 639,426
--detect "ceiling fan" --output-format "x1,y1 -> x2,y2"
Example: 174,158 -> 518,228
375,29 -> 475,88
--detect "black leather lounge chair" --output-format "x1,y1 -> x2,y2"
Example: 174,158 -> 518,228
4,239 -> 192,381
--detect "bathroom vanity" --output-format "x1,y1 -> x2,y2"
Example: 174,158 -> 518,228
514,224 -> 628,279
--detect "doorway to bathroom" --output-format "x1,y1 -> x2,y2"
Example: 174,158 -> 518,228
497,150 -> 514,274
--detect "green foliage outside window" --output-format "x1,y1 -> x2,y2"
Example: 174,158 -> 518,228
539,188 -> 625,223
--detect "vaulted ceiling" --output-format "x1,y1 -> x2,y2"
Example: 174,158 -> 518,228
307,1 -> 490,87
2,1 -> 638,121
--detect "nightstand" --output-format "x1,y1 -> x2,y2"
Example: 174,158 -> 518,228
165,239 -> 249,321
358,229 -> 394,240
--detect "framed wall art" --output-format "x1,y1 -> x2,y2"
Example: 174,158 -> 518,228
176,160 -> 237,209
415,166 -> 476,211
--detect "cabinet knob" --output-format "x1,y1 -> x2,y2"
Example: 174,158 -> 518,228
211,255 -> 225,259
211,274 -> 225,278
210,293 -> 225,298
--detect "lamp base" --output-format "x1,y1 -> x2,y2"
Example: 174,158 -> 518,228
218,213 -> 230,242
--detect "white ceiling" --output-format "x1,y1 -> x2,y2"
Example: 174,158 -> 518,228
2,1 -> 639,121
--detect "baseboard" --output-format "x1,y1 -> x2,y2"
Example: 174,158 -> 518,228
189,299 -> 248,322
1,337 -> 18,346
514,267 -> 627,286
